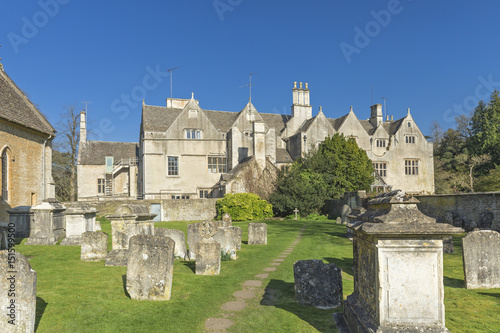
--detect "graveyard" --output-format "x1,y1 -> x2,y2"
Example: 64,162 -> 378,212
4,217 -> 499,332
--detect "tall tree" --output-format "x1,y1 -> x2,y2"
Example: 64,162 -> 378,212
54,105 -> 81,201
469,91 -> 500,168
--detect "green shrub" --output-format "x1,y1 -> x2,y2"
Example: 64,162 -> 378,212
216,193 -> 273,221
305,213 -> 329,220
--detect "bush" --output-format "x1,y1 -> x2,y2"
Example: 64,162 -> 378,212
216,193 -> 274,221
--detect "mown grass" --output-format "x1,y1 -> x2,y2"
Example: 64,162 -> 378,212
12,219 -> 500,332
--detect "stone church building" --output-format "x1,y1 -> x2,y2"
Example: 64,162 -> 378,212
0,62 -> 56,222
77,82 -> 434,200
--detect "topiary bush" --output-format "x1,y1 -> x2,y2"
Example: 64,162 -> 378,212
216,193 -> 274,221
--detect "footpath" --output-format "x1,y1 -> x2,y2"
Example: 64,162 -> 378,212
204,225 -> 307,332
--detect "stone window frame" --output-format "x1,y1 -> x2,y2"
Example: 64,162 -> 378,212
185,129 -> 202,140
376,139 -> 386,148
405,135 -> 416,144
373,162 -> 388,177
404,159 -> 419,175
1,146 -> 12,203
97,178 -> 106,194
167,156 -> 179,176
199,189 -> 210,198
208,156 -> 227,173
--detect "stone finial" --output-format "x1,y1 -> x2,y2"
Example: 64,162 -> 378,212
191,92 -> 195,99
299,82 -> 303,89
319,106 -> 322,113
350,106 -> 353,112
407,108 -> 410,114
293,81 -> 297,89
305,82 -> 309,90
386,115 -> 389,121
391,115 -> 393,121
142,99 -> 145,106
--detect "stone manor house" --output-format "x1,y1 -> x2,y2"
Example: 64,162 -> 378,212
77,82 -> 434,200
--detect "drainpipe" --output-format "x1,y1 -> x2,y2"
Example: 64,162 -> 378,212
42,134 -> 53,200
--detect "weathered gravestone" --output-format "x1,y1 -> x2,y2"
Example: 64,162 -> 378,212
7,206 -> 32,238
214,226 -> 242,260
81,231 -> 108,262
340,204 -> 351,224
61,202 -> 98,246
26,198 -> 66,245
443,236 -> 454,254
126,234 -> 175,300
248,223 -> 267,245
293,260 -> 343,309
462,230 -> 500,289
195,220 -> 221,275
154,228 -> 187,259
105,204 -> 155,266
343,190 -> 463,333
187,222 -> 203,260
0,226 -> 8,250
0,251 -> 37,332
221,213 -> 232,226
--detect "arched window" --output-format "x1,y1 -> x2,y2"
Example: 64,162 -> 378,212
1,148 -> 10,202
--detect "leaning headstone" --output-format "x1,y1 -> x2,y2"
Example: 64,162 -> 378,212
61,202 -> 98,245
248,223 -> 267,245
105,204 -> 155,266
462,230 -> 500,289
187,222 -> 203,260
195,221 -> 221,275
293,260 -> 343,309
214,226 -> 242,260
154,228 -> 187,259
126,234 -> 175,300
26,198 -> 66,245
81,231 -> 108,262
341,204 -> 351,224
0,251 -> 37,332
336,217 -> 341,225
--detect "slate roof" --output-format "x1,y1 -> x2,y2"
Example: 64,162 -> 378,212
142,103 -> 291,134
276,148 -> 293,163
0,66 -> 55,136
358,119 -> 375,135
79,140 -> 138,165
329,114 -> 348,131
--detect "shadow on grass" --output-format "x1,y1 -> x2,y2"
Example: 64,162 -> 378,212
35,296 -> 48,332
242,241 -> 248,245
181,260 -> 196,274
260,279 -> 337,332
444,276 -> 465,288
323,257 -> 354,276
477,291 -> 500,298
122,275 -> 131,299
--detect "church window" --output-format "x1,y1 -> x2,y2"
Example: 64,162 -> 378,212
97,178 -> 105,194
186,129 -> 201,139
405,136 -> 416,144
376,139 -> 386,147
405,159 -> 419,175
208,156 -> 227,173
373,162 -> 387,177
1,149 -> 10,202
168,156 -> 179,176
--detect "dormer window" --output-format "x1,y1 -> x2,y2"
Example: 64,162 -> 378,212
186,129 -> 201,139
376,139 -> 386,147
405,136 -> 416,144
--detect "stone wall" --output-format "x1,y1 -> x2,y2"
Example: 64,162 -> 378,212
322,191 -> 368,219
76,198 -> 218,222
416,192 -> 500,231
1,120 -> 53,222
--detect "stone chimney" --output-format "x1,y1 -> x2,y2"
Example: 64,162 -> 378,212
253,122 -> 266,170
80,111 -> 87,143
291,81 -> 312,123
369,104 -> 383,127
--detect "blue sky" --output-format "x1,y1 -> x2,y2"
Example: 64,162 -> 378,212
1,1 -> 500,143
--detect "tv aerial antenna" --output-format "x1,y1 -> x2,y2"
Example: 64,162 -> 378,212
167,66 -> 180,99
240,72 -> 257,102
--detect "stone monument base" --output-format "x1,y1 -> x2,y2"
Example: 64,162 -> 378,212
25,236 -> 58,245
105,249 -> 128,266
60,237 -> 82,246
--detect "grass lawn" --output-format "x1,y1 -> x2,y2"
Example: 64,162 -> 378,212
11,219 -> 500,332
